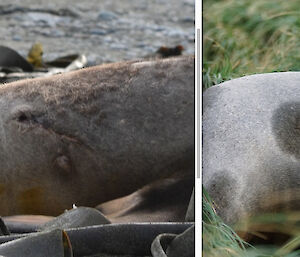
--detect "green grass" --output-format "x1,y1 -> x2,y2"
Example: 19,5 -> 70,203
203,187 -> 300,257
203,0 -> 300,89
203,187 -> 251,257
203,1 -> 300,254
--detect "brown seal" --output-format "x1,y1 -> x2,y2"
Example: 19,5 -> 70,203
0,56 -> 194,216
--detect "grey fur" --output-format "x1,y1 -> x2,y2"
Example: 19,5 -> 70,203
203,72 -> 300,224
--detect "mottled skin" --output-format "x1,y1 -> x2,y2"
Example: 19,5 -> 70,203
0,56 -> 194,216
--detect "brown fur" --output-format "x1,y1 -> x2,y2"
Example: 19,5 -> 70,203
0,56 -> 194,216
97,174 -> 194,223
1,57 -> 193,115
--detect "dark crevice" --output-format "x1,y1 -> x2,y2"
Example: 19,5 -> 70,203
17,113 -> 31,122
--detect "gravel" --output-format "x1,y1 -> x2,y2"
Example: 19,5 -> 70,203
0,0 -> 194,66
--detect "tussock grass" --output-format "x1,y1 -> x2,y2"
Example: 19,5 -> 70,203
203,1 -> 300,255
203,0 -> 300,89
203,187 -> 250,257
203,187 -> 300,257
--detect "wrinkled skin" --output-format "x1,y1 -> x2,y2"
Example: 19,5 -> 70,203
0,56 -> 194,216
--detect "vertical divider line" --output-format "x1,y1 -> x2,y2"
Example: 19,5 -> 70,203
197,28 -> 201,179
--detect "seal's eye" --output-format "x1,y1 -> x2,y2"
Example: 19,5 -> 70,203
14,110 -> 35,124
10,105 -> 38,125
18,112 -> 30,122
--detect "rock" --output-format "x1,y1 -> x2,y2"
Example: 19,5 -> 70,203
110,43 -> 128,50
0,5 -> 78,17
203,72 -> 300,224
89,28 -> 108,36
25,12 -> 71,27
167,29 -> 186,38
0,1 -> 194,66
181,17 -> 194,23
97,11 -> 118,21
51,30 -> 65,37
12,35 -> 22,41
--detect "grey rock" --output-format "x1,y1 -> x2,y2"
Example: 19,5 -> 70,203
0,0 -> 194,66
183,1 -> 194,7
12,35 -> 22,41
166,29 -> 186,38
20,20 -> 36,27
90,28 -> 108,36
180,17 -> 194,23
0,5 -> 78,17
98,11 -> 118,21
51,29 -> 65,37
110,43 -> 128,50
136,43 -> 147,48
203,72 -> 300,224
25,12 -> 71,27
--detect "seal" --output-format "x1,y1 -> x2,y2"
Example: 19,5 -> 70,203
203,72 -> 300,225
0,56 -> 194,216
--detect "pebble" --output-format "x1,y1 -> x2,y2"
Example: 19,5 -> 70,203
167,29 -> 187,38
26,12 -> 63,27
97,11 -> 118,21
181,17 -> 194,23
90,28 -> 107,36
51,30 -> 65,37
110,43 -> 128,50
0,1 -> 194,66
12,35 -> 22,41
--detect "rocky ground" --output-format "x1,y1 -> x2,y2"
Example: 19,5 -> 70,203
0,0 -> 194,66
